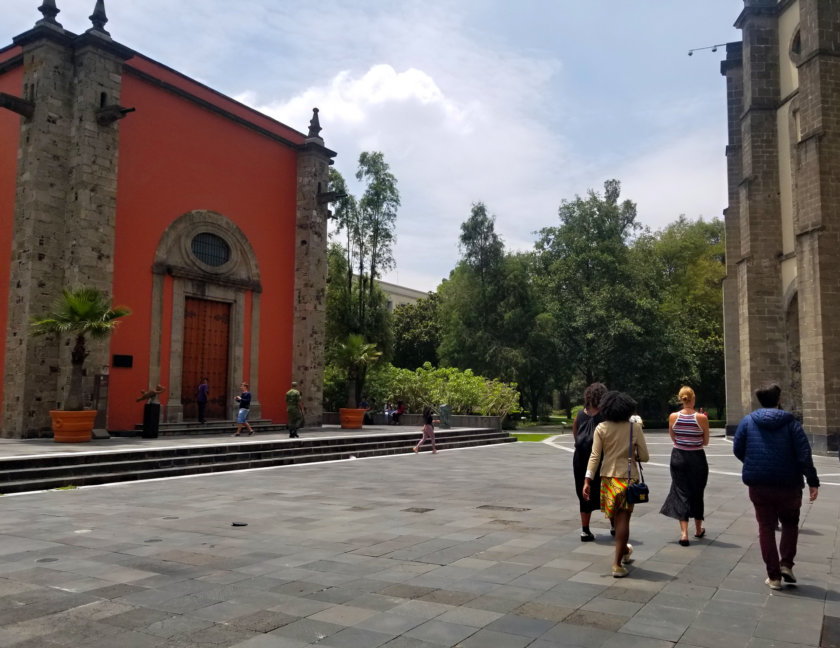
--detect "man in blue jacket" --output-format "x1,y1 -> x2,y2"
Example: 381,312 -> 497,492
733,383 -> 819,590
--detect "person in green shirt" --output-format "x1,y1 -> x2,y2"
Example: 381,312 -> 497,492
286,381 -> 305,438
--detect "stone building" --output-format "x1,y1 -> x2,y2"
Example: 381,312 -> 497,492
0,1 -> 335,437
721,0 -> 840,452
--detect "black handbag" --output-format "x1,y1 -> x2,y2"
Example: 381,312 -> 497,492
626,422 -> 650,504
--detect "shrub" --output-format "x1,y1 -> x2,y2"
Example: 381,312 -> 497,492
325,362 -> 520,418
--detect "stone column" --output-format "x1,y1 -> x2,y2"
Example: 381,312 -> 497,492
792,0 -> 840,452
59,31 -> 131,409
2,28 -> 76,437
1,22 -> 131,438
734,4 -> 787,417
293,113 -> 336,426
721,42 -> 744,437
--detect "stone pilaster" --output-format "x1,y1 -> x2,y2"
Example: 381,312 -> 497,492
734,5 -> 787,417
293,124 -> 335,426
721,42 -> 744,437
1,23 -> 131,438
792,0 -> 840,452
2,29 -> 76,437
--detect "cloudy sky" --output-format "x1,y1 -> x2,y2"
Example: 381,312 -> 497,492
7,1 -> 743,292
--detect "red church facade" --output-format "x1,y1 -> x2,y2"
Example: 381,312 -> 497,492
0,2 -> 333,437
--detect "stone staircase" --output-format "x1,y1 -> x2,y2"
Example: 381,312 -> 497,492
119,419 -> 288,438
0,428 -> 516,494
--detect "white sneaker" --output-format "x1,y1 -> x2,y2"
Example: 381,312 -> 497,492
765,577 -> 783,590
780,566 -> 796,583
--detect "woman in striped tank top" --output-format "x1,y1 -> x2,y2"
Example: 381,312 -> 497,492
660,386 -> 710,546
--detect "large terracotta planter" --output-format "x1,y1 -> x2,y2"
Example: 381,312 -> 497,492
339,408 -> 366,429
49,409 -> 96,443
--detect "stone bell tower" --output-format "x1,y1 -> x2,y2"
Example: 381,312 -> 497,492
1,1 -> 133,436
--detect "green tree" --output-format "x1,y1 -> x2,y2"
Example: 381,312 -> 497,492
438,203 -> 506,377
459,202 -> 504,326
535,179 -> 643,386
392,292 -> 441,369
328,168 -> 359,299
325,243 -> 393,361
645,216 -> 726,411
356,151 -> 400,329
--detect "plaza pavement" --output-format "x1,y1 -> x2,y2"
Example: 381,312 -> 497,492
0,430 -> 838,648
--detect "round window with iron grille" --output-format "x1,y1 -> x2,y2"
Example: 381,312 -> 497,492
191,232 -> 230,267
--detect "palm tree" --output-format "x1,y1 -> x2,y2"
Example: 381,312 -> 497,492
31,287 -> 130,410
335,333 -> 382,409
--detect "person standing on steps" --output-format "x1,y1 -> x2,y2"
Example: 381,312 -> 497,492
196,377 -> 209,424
233,382 -> 254,436
286,381 -> 305,438
733,382 -> 819,591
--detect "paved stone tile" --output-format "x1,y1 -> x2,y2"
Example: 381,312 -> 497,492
679,625 -> 751,648
484,612 -> 556,637
227,609 -> 298,633
0,438 -> 836,648
142,614 -> 216,638
379,636 -> 441,648
538,620 -> 615,647
403,618 -> 476,645
456,627 -> 532,647
563,608 -> 627,633
269,617 -> 344,643
180,622 -> 261,646
316,625 -> 394,647
230,635 -> 309,648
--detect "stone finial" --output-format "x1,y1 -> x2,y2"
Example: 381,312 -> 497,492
37,0 -> 62,27
89,0 -> 110,35
307,107 -> 322,139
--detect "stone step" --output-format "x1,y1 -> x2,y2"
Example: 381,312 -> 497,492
123,419 -> 286,437
0,429 -> 515,494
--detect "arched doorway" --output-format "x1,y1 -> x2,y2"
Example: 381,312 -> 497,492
150,210 -> 262,423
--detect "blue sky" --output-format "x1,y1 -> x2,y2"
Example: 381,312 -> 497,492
6,1 -> 744,292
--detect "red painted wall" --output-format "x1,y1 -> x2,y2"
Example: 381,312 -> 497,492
0,50 -> 22,411
108,56 -> 302,430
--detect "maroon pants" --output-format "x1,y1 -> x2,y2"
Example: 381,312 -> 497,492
748,485 -> 802,580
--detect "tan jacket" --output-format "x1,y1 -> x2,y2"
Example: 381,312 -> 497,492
586,420 -> 649,480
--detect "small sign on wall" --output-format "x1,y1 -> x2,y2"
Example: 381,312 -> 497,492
112,354 -> 133,368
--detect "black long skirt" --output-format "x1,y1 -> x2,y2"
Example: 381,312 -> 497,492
660,448 -> 708,521
573,446 -> 601,514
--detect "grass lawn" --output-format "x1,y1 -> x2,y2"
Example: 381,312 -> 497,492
511,432 -> 559,442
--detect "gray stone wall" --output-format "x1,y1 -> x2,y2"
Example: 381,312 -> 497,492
723,1 -> 840,452
792,0 -> 840,452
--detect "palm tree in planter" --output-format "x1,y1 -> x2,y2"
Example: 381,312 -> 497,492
31,287 -> 130,442
334,333 -> 381,429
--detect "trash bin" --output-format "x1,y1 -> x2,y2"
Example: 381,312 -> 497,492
142,402 -> 160,438
438,404 -> 452,429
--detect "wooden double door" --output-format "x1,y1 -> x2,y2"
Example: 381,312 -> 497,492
181,298 -> 230,421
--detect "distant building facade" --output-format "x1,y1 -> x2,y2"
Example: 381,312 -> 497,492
721,0 -> 840,452
377,279 -> 430,311
0,2 -> 335,437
